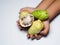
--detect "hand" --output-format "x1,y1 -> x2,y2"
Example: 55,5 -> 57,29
20,7 -> 50,40
18,0 -> 60,40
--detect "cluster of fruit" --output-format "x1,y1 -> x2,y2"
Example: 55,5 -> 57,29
18,10 -> 48,37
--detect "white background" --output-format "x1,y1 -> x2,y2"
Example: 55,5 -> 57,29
0,0 -> 60,45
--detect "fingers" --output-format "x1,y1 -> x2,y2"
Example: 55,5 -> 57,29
17,20 -> 24,30
35,34 -> 42,40
47,0 -> 60,21
27,33 -> 42,40
36,35 -> 42,40
40,20 -> 50,35
19,7 -> 34,13
36,0 -> 56,10
27,34 -> 34,40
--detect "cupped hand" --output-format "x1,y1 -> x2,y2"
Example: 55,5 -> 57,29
20,7 -> 50,40
18,0 -> 60,40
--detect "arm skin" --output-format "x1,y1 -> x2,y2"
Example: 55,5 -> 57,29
47,0 -> 60,21
36,0 -> 55,10
36,0 -> 60,21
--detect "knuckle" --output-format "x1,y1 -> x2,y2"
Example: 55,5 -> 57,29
42,31 -> 47,36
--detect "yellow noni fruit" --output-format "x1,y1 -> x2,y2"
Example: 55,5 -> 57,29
19,11 -> 29,19
28,20 -> 44,35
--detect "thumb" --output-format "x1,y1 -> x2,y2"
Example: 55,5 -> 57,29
40,20 -> 50,36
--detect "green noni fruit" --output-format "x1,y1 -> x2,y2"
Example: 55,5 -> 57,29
32,10 -> 48,21
28,20 -> 43,35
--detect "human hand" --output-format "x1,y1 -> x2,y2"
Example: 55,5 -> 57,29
17,0 -> 60,40
19,7 -> 50,40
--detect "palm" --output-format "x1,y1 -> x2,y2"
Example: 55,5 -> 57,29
19,7 -> 50,40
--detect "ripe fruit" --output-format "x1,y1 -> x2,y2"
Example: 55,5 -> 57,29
19,11 -> 34,27
28,20 -> 44,35
19,11 -> 29,19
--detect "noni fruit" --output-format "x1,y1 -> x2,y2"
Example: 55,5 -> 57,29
32,10 -> 48,21
28,20 -> 43,35
19,11 -> 29,19
19,11 -> 34,27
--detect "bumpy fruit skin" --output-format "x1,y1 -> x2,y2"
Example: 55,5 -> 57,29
32,10 -> 48,21
19,11 -> 29,19
28,20 -> 43,35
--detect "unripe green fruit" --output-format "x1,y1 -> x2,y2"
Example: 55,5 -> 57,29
32,10 -> 48,21
28,20 -> 43,35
